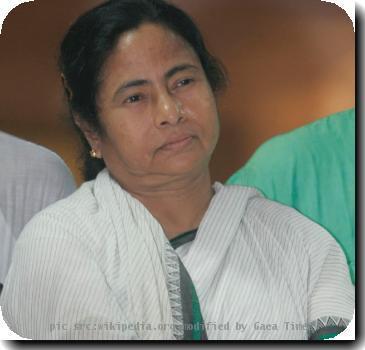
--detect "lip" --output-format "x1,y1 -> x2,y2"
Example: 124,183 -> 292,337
159,135 -> 194,152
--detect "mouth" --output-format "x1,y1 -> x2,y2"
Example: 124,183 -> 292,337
159,135 -> 194,152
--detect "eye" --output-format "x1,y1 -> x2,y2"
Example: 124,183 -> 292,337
176,78 -> 194,88
124,94 -> 143,104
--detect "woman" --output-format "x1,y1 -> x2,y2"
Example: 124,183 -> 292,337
0,0 -> 353,340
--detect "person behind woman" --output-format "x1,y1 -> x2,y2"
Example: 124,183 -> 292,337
227,108 -> 355,284
0,0 -> 353,340
0,132 -> 76,294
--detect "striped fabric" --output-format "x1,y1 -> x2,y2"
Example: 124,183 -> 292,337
0,170 -> 354,340
174,184 -> 354,339
0,132 -> 76,285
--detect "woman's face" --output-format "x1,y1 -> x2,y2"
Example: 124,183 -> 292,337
84,23 -> 220,185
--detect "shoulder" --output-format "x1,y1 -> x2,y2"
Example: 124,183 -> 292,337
228,189 -> 345,289
0,132 -> 75,191
16,181 -> 101,248
227,128 -> 299,187
262,107 -> 354,151
243,194 -> 334,252
0,131 -> 63,166
241,195 -> 344,288
227,108 -> 354,187
218,182 -> 323,243
12,178 -> 120,276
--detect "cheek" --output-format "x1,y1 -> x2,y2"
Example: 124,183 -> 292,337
101,117 -> 151,160
120,130 -> 153,162
208,113 -> 220,154
188,94 -> 219,137
201,98 -> 220,153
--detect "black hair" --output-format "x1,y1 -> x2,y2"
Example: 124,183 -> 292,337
59,0 -> 227,180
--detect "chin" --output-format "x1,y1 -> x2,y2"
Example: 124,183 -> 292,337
160,155 -> 209,176
153,140 -> 213,176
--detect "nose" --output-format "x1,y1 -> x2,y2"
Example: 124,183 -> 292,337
154,91 -> 183,128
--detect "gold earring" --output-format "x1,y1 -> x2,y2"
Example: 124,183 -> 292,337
90,149 -> 98,158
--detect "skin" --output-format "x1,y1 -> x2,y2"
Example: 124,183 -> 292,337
77,23 -> 220,239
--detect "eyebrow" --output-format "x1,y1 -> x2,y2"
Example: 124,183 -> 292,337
165,63 -> 198,79
112,63 -> 198,100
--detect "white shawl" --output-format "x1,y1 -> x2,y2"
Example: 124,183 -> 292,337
0,169 -> 354,340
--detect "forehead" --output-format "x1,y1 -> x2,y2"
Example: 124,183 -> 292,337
101,23 -> 200,80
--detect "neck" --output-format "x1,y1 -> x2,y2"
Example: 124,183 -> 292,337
121,170 -> 214,240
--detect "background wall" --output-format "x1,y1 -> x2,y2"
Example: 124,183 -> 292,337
0,0 -> 354,185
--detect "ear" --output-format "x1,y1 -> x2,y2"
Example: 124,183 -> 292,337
74,115 -> 103,159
